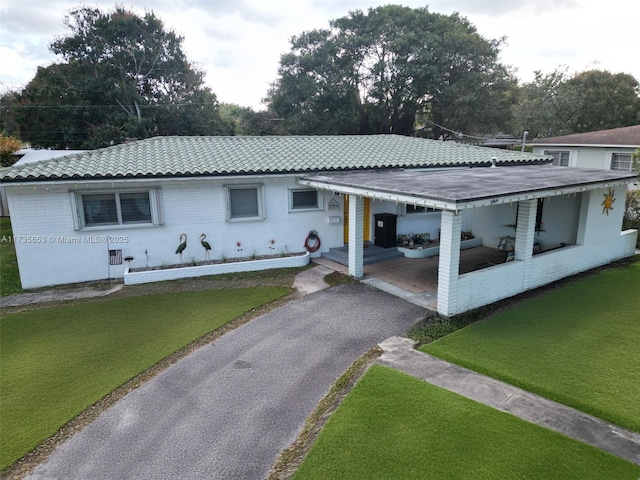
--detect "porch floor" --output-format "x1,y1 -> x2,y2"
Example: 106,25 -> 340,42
312,246 -> 509,310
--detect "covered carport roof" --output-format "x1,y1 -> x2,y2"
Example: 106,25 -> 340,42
300,165 -> 637,211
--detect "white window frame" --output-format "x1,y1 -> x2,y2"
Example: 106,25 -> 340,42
225,184 -> 265,221
610,152 -> 632,172
544,150 -> 571,167
289,188 -> 323,212
400,204 -> 438,216
71,188 -> 163,230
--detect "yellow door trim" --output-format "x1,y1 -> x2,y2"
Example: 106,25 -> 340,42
343,195 -> 371,243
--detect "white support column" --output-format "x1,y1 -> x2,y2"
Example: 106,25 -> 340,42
348,195 -> 364,278
437,210 -> 462,317
576,191 -> 591,245
515,199 -> 537,288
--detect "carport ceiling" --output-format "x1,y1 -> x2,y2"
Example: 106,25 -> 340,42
300,165 -> 637,210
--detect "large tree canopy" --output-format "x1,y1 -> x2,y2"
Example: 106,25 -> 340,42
16,6 -> 228,149
266,5 -> 515,137
566,70 -> 640,133
510,69 -> 640,139
511,68 -> 582,139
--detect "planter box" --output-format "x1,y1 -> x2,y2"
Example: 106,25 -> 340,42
124,252 -> 310,285
398,237 -> 482,259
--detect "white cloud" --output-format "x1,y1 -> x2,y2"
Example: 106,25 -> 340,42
1,0 -> 639,109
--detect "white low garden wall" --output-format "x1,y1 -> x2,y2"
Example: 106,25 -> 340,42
399,237 -> 482,259
124,252 -> 310,285
529,230 -> 637,289
456,260 -> 525,313
454,229 -> 637,315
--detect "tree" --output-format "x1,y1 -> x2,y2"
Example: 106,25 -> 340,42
624,148 -> 640,247
219,103 -> 285,136
0,134 -> 22,167
15,6 -> 226,148
566,70 -> 640,133
17,61 -> 115,148
0,90 -> 21,138
266,5 -> 514,137
511,68 -> 581,139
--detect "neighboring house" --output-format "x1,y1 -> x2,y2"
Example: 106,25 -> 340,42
13,149 -> 88,167
530,125 -> 640,186
482,132 -> 521,150
0,149 -> 87,216
1,135 -> 636,316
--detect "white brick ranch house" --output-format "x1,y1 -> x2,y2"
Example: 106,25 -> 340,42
1,135 -> 636,316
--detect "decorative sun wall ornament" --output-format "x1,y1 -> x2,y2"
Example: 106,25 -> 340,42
601,188 -> 615,215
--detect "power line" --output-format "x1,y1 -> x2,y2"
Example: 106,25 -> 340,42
4,102 -> 219,109
415,119 -> 488,142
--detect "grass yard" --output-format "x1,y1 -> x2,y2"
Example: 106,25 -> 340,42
293,365 -> 640,480
421,260 -> 640,433
0,286 -> 290,470
0,217 -> 21,296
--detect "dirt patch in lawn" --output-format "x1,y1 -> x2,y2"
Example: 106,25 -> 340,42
0,266 -> 309,314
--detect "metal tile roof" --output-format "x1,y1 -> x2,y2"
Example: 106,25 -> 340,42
0,135 -> 551,183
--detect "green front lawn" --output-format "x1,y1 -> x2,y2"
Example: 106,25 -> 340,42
421,260 -> 640,432
294,365 -> 640,480
0,286 -> 290,470
0,217 -> 21,296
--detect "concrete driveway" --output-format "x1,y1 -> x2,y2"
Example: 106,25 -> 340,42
26,284 -> 425,480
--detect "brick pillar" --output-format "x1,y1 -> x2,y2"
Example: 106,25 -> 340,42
437,210 -> 462,316
348,195 -> 364,278
515,199 -> 537,288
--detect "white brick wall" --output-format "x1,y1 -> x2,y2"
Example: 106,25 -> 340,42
7,177 -> 637,302
455,228 -> 637,315
530,231 -> 637,289
457,261 -> 525,312
452,184 -> 636,316
5,177 -> 344,289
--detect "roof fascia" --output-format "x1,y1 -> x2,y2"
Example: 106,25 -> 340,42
531,143 -> 639,149
1,172 -> 300,188
299,177 -> 634,212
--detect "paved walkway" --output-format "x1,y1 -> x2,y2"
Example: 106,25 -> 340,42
377,336 -> 640,466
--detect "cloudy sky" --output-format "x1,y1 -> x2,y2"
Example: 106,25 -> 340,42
1,0 -> 638,110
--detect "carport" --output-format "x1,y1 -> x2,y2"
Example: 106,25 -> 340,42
300,164 -> 637,316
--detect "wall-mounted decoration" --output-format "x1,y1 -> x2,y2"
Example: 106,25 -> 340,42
109,249 -> 123,265
601,188 -> 615,215
327,198 -> 341,210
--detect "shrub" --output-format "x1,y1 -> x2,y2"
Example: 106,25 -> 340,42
623,190 -> 640,246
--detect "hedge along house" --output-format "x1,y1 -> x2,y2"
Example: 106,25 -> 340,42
1,135 -> 637,316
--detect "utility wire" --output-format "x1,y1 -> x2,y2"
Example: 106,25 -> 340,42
415,119 -> 488,141
2,102 -> 221,109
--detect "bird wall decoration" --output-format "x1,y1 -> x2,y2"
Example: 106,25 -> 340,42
199,233 -> 212,260
175,233 -> 187,262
